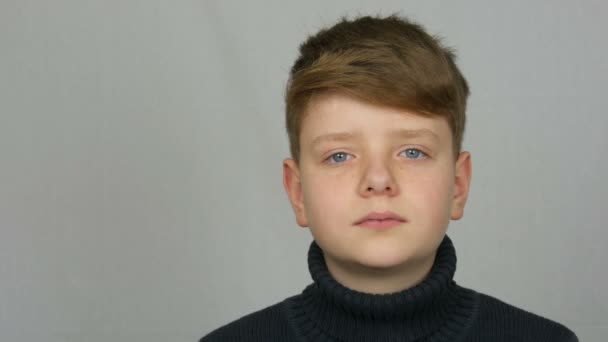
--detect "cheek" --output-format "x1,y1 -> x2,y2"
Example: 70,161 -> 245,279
409,170 -> 453,219
311,181 -> 341,209
304,167 -> 348,200
302,173 -> 350,224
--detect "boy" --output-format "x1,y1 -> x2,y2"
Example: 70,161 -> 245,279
200,14 -> 578,341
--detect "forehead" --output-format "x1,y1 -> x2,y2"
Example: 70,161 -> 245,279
301,92 -> 450,147
310,128 -> 440,149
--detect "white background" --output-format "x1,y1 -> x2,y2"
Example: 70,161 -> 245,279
1,1 -> 606,341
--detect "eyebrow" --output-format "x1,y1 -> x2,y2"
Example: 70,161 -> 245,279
310,128 -> 440,148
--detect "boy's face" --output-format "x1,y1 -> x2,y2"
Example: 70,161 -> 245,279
283,92 -> 471,282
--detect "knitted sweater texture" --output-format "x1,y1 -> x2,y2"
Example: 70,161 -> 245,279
200,235 -> 578,341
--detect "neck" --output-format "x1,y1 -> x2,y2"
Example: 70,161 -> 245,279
285,234 -> 479,342
324,250 -> 437,294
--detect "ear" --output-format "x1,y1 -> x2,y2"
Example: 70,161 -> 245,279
450,151 -> 472,220
283,158 -> 309,227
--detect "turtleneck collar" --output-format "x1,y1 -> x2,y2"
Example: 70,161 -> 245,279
285,234 -> 479,342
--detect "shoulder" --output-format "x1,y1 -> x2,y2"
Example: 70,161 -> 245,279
199,297 -> 295,342
470,288 -> 579,342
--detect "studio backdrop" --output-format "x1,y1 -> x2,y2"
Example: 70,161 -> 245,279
0,1 -> 606,341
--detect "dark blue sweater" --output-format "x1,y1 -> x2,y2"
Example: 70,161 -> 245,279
200,234 -> 578,341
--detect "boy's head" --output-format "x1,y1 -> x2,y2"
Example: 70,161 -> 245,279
285,14 -> 469,166
282,14 -> 472,293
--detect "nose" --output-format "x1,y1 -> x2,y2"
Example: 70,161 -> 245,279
359,157 -> 399,197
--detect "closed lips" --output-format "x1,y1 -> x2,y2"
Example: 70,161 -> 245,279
355,211 -> 406,224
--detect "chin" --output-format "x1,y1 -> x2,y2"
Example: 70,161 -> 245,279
353,247 -> 414,269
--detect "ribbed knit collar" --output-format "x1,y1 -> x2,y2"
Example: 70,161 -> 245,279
286,234 -> 479,342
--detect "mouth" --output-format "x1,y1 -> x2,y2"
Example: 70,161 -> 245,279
357,218 -> 405,229
355,211 -> 407,229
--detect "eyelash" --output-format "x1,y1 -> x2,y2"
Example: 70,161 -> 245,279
324,148 -> 428,164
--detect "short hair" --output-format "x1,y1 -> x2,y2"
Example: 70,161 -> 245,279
285,14 -> 470,164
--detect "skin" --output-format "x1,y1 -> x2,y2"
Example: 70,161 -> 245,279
283,92 -> 472,294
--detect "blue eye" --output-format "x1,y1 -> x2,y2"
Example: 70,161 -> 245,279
326,149 -> 427,164
402,148 -> 427,159
327,152 -> 352,164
